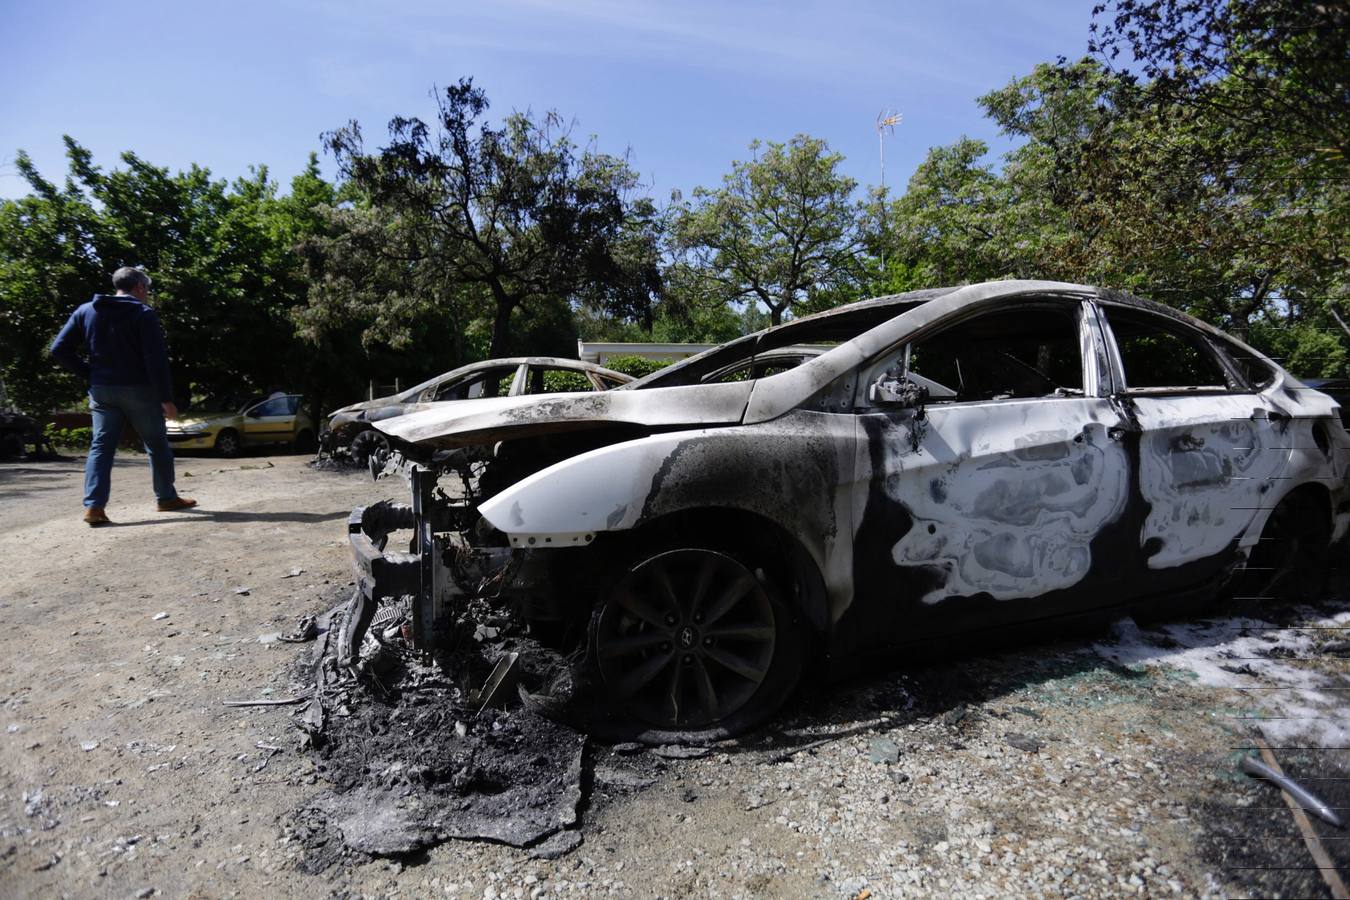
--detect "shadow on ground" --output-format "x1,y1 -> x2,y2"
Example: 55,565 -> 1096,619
106,509 -> 349,527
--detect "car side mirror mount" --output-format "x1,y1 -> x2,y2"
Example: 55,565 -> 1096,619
868,349 -> 929,410
868,374 -> 929,409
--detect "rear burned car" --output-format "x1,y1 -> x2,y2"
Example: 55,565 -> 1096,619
343,281 -> 1350,742
321,357 -> 633,462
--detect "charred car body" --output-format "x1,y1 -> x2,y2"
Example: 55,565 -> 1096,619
344,281 -> 1350,742
320,357 -> 633,462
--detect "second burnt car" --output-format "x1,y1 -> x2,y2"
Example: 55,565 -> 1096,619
320,356 -> 633,462
344,280 -> 1350,742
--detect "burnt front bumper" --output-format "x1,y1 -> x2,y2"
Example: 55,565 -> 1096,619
344,466 -> 512,663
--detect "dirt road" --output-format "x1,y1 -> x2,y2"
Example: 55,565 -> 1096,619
1,454 -> 1346,898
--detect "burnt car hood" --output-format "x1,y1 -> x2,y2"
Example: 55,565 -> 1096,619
374,381 -> 755,449
330,394 -> 404,417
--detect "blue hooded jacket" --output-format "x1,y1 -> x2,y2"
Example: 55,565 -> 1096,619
50,294 -> 175,402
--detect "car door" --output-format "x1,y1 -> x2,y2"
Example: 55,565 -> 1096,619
242,396 -> 296,445
845,300 -> 1134,645
1096,303 -> 1292,576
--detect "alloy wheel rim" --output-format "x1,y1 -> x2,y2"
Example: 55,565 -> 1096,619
596,549 -> 776,730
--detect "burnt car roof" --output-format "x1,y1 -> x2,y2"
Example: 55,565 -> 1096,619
329,357 -> 635,417
396,356 -> 633,401
377,280 -> 1289,447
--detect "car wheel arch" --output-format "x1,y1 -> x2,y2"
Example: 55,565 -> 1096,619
572,506 -> 825,741
1232,480 -> 1335,608
1242,479 -> 1334,552
611,506 -> 831,640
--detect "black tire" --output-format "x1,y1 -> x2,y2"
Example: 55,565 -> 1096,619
1235,489 -> 1331,608
588,545 -> 804,743
214,428 -> 242,458
349,429 -> 390,464
0,430 -> 24,460
293,429 -> 316,454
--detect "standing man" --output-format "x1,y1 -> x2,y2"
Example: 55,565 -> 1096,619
50,267 -> 196,526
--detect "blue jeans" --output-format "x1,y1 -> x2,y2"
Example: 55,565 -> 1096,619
85,384 -> 179,508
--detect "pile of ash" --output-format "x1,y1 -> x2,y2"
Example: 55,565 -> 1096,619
282,597 -> 588,871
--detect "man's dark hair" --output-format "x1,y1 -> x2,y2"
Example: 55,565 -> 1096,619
111,267 -> 151,292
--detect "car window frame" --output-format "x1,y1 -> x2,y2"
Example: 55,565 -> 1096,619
422,377 -> 462,403
504,362 -> 530,397
705,354 -> 795,385
1096,302 -> 1247,396
850,298 -> 1104,411
1205,332 -> 1279,392
524,363 -> 595,395
425,365 -> 523,402
247,395 -> 301,418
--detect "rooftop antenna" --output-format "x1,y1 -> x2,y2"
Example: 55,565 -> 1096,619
875,110 -> 902,269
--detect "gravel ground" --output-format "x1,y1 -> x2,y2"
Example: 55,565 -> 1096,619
1,453 -> 1346,898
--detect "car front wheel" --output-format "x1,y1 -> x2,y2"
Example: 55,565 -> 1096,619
591,546 -> 803,742
349,429 -> 389,464
0,430 -> 24,459
214,428 -> 241,458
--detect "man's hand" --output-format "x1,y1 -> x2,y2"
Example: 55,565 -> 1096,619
162,401 -> 178,420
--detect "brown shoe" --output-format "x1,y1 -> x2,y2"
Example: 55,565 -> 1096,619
157,497 -> 198,512
83,507 -> 112,527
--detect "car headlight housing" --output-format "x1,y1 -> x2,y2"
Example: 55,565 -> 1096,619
180,423 -> 209,433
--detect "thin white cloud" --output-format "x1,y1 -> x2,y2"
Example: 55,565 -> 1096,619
295,0 -> 999,93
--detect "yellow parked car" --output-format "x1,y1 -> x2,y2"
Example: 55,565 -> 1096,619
165,393 -> 316,456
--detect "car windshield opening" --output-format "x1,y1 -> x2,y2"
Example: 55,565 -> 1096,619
623,296 -> 940,390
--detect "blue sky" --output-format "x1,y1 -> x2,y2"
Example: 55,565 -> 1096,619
1,0 -> 1094,201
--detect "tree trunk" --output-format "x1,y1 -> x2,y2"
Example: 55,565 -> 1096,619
489,300 -> 514,359
1227,273 -> 1274,343
488,281 -> 519,359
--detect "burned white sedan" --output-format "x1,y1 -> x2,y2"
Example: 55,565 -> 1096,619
344,281 -> 1349,741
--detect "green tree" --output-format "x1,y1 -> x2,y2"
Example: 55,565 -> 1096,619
1,138 -> 341,413
64,140 -> 335,402
1014,60 -> 1340,340
1090,0 -> 1349,160
670,135 -> 864,326
1085,0 -> 1348,353
294,195 -> 487,400
885,137 -> 1017,285
880,53 -> 1346,360
0,152 -> 104,412
317,78 -> 659,359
